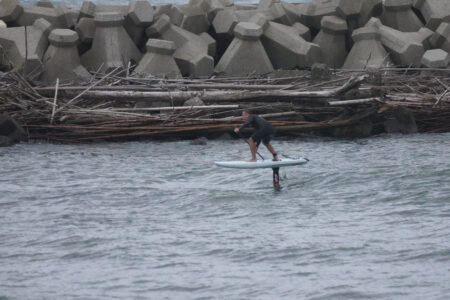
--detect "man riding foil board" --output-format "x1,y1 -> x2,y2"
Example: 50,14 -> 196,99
234,110 -> 279,162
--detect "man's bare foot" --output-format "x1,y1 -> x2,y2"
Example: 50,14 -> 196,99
248,158 -> 257,162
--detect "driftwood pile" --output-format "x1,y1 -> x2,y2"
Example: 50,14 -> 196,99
1,67 -> 450,142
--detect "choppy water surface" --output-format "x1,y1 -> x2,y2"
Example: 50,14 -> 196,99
1,134 -> 450,299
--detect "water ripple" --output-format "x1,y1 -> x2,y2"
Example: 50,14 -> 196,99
0,134 -> 449,299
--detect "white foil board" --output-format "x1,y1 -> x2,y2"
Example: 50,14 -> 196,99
214,158 -> 308,169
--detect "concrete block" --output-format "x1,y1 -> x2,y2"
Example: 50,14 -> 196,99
41,29 -> 91,84
133,39 -> 181,78
78,1 -> 96,20
292,22 -> 311,41
215,22 -> 273,76
95,5 -> 128,16
367,17 -> 425,67
413,0 -> 450,31
0,18 -> 52,76
235,9 -> 258,22
55,5 -> 74,28
431,22 -> 450,52
405,27 -> 434,49
0,19 -> 5,27
74,16 -> 95,54
127,0 -> 153,27
301,0 -> 339,30
281,2 -> 302,24
75,17 -> 95,44
123,1 -> 154,51
421,48 -> 450,68
0,0 -> 23,23
200,0 -> 232,22
380,0 -> 423,32
235,4 -> 257,11
313,15 -> 348,68
212,8 -> 238,37
358,0 -> 382,27
14,4 -> 73,28
154,4 -> 172,19
257,0 -> 295,25
81,12 -> 143,73
169,4 -> 210,34
35,1 -> 54,9
146,14 -> 214,77
343,26 -> 393,69
250,13 -> 321,69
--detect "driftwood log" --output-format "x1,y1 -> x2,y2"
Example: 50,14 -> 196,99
1,68 -> 449,142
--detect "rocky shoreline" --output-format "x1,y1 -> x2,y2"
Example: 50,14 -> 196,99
1,0 -> 450,145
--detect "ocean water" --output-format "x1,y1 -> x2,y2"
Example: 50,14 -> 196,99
1,133 -> 449,299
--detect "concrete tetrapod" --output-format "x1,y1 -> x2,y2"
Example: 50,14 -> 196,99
146,14 -> 215,77
215,22 -> 273,76
367,17 -> 427,67
11,4 -> 74,28
380,0 -> 423,32
133,39 -> 182,79
0,0 -> 23,23
413,0 -> 450,31
257,0 -> 294,25
169,3 -> 209,34
0,18 -> 52,76
313,15 -> 348,68
421,49 -> 450,68
342,26 -> 393,69
41,29 -> 91,85
123,0 -> 154,50
431,22 -> 450,53
301,0 -> 339,31
81,12 -> 142,73
75,17 -> 95,54
250,13 -> 321,70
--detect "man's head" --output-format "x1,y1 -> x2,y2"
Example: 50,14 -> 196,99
242,110 -> 251,121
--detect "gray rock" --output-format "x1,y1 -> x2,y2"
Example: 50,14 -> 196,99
184,96 -> 205,106
331,119 -> 374,138
190,137 -> 208,145
0,114 -> 26,142
0,135 -> 14,147
311,63 -> 330,81
383,106 -> 418,134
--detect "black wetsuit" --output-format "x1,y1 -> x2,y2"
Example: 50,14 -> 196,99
239,114 -> 275,146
